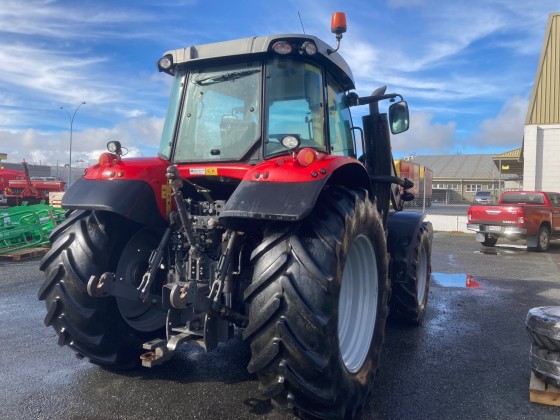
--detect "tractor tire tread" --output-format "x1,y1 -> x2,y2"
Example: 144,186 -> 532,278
389,222 -> 432,324
39,210 -> 150,369
245,186 -> 389,419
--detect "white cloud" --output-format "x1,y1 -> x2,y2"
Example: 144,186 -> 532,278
472,96 -> 528,148
0,116 -> 164,167
392,112 -> 457,155
0,0 -> 153,39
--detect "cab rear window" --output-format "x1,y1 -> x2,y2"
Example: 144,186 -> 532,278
501,193 -> 544,205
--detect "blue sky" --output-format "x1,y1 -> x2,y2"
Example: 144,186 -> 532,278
0,0 -> 557,167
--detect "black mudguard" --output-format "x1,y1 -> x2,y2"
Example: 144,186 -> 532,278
386,211 -> 433,279
219,161 -> 371,230
62,179 -> 166,226
220,178 -> 328,228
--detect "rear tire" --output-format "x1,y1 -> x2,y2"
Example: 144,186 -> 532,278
481,235 -> 498,247
38,210 -> 163,368
244,187 -> 389,418
390,222 -> 432,325
536,226 -> 550,252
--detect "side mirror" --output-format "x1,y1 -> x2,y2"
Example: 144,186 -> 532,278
388,100 -> 410,134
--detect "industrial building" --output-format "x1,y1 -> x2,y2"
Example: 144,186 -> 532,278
523,13 -> 560,191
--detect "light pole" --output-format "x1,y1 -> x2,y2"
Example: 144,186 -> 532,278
60,101 -> 86,187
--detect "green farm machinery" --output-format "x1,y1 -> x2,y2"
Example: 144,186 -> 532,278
0,203 -> 65,255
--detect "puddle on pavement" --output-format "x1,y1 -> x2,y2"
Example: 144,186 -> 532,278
431,272 -> 480,288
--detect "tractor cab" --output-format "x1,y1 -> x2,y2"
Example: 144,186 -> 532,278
157,32 -> 360,164
156,12 -> 408,170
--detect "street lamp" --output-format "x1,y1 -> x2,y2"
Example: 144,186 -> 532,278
60,101 -> 86,187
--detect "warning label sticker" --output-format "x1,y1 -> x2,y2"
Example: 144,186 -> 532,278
189,168 -> 218,176
205,168 -> 218,176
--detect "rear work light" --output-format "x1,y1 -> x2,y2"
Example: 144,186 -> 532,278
301,41 -> 317,55
281,135 -> 300,150
272,40 -> 317,56
272,41 -> 292,55
157,54 -> 174,73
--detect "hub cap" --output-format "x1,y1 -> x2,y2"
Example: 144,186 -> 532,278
116,229 -> 167,332
539,229 -> 549,249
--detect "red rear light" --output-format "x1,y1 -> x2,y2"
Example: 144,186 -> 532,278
467,208 -> 472,221
516,208 -> 524,224
296,148 -> 317,167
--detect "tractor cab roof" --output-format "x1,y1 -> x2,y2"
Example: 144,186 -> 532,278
160,34 -> 355,91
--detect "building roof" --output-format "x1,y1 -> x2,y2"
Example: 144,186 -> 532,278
492,148 -> 522,160
526,13 -> 560,125
411,154 -> 502,179
491,147 -> 524,175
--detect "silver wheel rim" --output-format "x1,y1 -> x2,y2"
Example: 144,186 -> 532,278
417,243 -> 428,303
540,230 -> 549,249
338,234 -> 378,373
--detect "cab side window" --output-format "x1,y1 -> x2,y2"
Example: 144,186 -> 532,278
326,74 -> 355,157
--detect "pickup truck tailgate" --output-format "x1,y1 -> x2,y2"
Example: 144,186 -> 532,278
469,206 -> 521,224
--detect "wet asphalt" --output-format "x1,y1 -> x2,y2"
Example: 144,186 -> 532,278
1,232 -> 559,419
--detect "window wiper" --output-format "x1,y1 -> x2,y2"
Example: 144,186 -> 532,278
194,70 -> 260,86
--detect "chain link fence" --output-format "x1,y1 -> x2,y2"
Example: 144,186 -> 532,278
403,182 -> 509,215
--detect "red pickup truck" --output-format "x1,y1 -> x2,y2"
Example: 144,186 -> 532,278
467,191 -> 560,251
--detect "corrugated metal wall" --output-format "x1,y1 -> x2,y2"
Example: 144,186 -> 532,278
526,13 -> 560,125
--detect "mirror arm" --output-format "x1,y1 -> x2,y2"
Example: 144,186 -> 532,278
348,93 -> 403,107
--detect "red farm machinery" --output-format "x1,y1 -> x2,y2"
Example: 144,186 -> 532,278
3,161 -> 65,206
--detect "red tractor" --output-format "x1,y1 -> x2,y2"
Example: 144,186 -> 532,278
39,13 -> 432,419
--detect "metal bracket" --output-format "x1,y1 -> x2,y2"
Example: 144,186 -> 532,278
86,271 -> 159,306
87,273 -> 115,297
140,335 -> 193,367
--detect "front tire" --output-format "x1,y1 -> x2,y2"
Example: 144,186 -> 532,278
390,222 -> 432,325
244,187 -> 389,418
536,226 -> 550,252
38,210 -> 163,368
